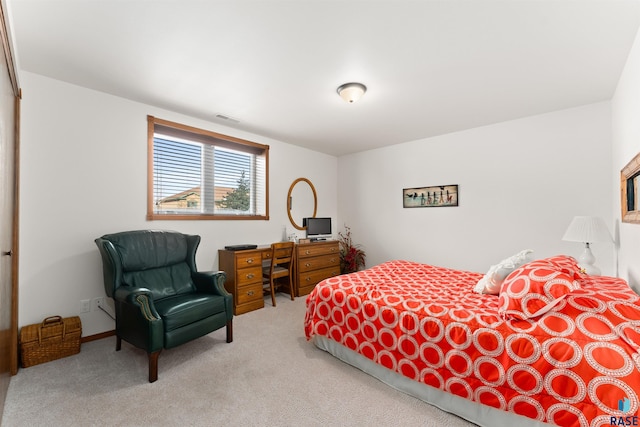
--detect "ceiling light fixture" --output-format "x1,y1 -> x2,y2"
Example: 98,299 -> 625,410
337,82 -> 367,103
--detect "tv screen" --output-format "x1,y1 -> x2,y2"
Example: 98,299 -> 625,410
305,217 -> 332,238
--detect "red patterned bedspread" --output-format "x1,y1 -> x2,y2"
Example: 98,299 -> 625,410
304,260 -> 640,427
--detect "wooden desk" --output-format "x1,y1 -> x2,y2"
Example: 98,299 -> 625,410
219,240 -> 340,314
218,246 -> 271,315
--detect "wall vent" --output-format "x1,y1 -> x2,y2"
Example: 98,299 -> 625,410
214,113 -> 240,124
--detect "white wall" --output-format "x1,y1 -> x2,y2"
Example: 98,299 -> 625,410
21,52 -> 633,337
613,24 -> 640,293
19,72 -> 338,336
338,102 -> 614,276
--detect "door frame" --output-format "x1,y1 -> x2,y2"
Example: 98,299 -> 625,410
1,0 -> 22,376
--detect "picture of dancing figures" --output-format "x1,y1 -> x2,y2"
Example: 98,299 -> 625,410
403,184 -> 458,208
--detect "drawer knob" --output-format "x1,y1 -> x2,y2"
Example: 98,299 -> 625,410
246,258 -> 254,264
247,273 -> 254,279
247,290 -> 254,296
305,250 -> 311,255
330,258 -> 336,263
305,262 -> 311,267
306,277 -> 311,282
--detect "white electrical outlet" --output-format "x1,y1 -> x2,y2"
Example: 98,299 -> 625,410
92,297 -> 105,312
80,299 -> 91,313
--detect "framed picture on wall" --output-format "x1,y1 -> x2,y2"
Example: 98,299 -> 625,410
621,151 -> 640,224
403,184 -> 458,208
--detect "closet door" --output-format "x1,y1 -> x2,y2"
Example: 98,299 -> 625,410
0,1 -> 21,419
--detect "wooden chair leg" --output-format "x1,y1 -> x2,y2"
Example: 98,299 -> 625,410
116,335 -> 122,351
226,319 -> 233,343
288,276 -> 295,301
270,278 -> 276,307
148,350 -> 161,383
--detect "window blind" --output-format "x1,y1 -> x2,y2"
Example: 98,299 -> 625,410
147,116 -> 269,220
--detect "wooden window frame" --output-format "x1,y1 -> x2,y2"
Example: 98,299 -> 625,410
147,116 -> 269,221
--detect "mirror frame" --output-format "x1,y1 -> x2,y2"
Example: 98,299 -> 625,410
287,177 -> 317,230
621,151 -> 640,224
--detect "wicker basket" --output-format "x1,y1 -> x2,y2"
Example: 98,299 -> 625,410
20,316 -> 82,368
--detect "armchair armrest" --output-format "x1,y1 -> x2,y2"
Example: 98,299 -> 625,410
114,286 -> 163,352
114,286 -> 152,301
192,271 -> 229,297
114,286 -> 162,320
192,271 -> 232,318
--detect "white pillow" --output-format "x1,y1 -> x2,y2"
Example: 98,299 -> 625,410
473,249 -> 534,294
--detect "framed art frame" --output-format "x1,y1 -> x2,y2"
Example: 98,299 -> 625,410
403,184 -> 458,208
621,151 -> 640,224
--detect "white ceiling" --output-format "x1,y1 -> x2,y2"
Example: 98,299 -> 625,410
7,0 -> 640,156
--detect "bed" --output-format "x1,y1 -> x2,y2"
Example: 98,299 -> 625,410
304,255 -> 640,427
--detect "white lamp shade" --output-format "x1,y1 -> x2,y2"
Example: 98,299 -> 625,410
562,216 -> 612,243
337,82 -> 366,103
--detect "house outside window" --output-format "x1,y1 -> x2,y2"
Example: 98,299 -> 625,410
147,116 -> 269,220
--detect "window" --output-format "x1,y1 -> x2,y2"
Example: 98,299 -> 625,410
147,116 -> 269,220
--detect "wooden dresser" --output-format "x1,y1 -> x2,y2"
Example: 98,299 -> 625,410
295,240 -> 340,296
218,247 -> 271,315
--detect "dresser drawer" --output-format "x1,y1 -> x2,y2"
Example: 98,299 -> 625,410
236,252 -> 263,268
298,242 -> 338,258
298,253 -> 339,273
236,266 -> 262,287
298,266 -> 341,292
236,282 -> 263,305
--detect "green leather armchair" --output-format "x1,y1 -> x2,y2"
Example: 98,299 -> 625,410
94,230 -> 233,382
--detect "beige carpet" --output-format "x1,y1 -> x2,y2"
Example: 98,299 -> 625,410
2,294 -> 477,427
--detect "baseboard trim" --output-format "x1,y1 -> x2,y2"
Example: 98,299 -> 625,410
81,330 -> 115,343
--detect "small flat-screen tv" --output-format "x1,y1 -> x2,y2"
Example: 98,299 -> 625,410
304,217 -> 332,240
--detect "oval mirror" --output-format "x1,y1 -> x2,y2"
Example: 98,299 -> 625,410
287,178 -> 317,230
